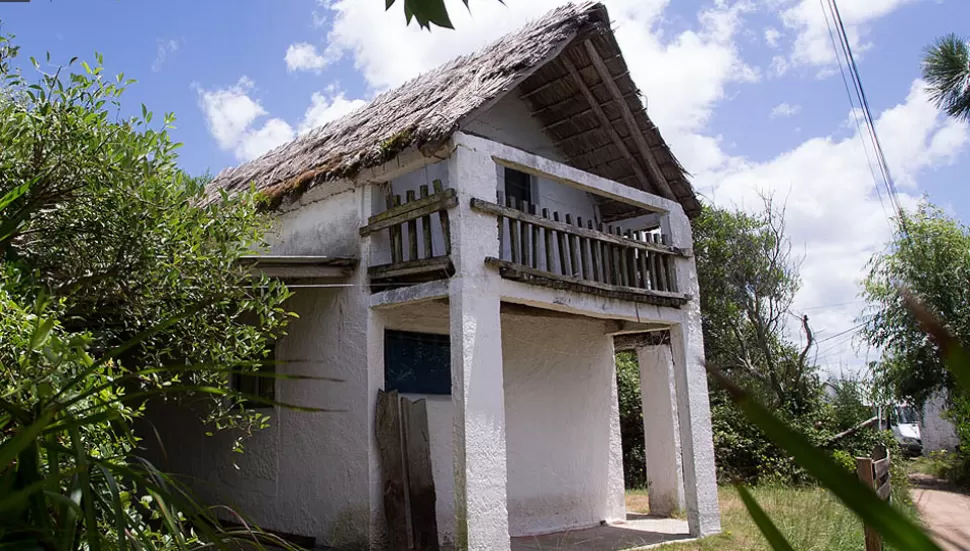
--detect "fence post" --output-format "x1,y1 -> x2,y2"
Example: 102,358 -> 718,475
856,444 -> 891,551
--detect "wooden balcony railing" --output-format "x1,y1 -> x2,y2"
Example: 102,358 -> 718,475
471,196 -> 690,307
360,180 -> 456,285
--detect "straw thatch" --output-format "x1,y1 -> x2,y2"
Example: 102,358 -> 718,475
207,2 -> 700,218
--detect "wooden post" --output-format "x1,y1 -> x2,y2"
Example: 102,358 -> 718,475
402,398 -> 439,551
507,196 -> 520,264
543,208 -> 554,273
554,212 -> 568,275
565,214 -> 579,277
616,227 -> 629,287
521,200 -> 531,269
376,390 -> 408,551
530,204 -> 539,270
392,195 -> 403,264
406,190 -> 418,262
857,444 -> 891,551
419,185 -> 433,259
587,220 -> 601,282
432,179 -> 451,256
577,217 -> 590,280
496,191 -> 506,262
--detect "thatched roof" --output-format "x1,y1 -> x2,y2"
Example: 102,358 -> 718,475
207,2 -> 700,218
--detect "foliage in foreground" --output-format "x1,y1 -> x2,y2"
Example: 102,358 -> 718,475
923,33 -> 970,122
0,33 -> 297,549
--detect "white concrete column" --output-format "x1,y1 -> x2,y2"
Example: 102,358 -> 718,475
636,344 -> 686,517
664,206 -> 720,537
606,349 -> 628,523
448,136 -> 511,551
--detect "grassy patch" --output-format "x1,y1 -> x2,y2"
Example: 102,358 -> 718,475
628,485 -> 918,551
908,450 -> 970,487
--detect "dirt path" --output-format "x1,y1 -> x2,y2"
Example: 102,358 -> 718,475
911,476 -> 970,551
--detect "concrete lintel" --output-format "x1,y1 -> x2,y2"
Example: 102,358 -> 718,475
369,279 -> 451,309
605,320 -> 669,336
496,279 -> 687,325
453,132 -> 684,216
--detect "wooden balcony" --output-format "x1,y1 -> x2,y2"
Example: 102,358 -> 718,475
471,196 -> 691,308
360,180 -> 456,286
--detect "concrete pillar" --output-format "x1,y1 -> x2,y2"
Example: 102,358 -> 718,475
448,136 -> 511,551
636,344 -> 686,516
662,205 -> 721,537
606,348 -> 628,523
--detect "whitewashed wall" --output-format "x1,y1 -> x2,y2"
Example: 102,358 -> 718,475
379,302 -> 623,542
139,186 -> 377,549
921,390 -> 959,452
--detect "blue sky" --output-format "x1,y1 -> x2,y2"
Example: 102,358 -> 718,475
2,0 -> 968,373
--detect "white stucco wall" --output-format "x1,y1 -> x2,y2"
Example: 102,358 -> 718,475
379,302 -> 625,541
140,185 -> 377,550
921,391 -> 959,452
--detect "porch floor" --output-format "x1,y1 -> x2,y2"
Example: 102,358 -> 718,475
509,514 -> 692,551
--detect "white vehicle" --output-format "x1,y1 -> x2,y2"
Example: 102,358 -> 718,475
877,403 -> 923,456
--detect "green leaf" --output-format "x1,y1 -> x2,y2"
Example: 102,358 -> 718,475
0,411 -> 53,470
0,176 -> 36,213
736,485 -> 796,551
405,0 -> 453,29
28,317 -> 55,351
709,367 -> 941,551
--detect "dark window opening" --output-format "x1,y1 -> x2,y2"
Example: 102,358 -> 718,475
384,330 -> 451,395
504,167 -> 533,209
232,343 -> 276,408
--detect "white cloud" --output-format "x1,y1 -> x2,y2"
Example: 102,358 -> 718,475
780,0 -> 920,69
198,78 -> 368,160
284,42 -> 332,73
764,27 -> 781,48
696,80 -> 968,372
771,102 -> 801,118
769,55 -> 790,78
152,39 -> 180,72
298,91 -> 367,134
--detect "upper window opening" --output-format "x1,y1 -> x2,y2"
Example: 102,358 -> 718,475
504,167 -> 533,209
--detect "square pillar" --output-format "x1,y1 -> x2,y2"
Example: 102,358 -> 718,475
636,344 -> 686,516
448,136 -> 511,551
670,321 -> 720,537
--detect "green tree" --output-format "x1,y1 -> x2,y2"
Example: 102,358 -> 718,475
0,32 -> 298,549
923,34 -> 970,122
861,203 -> 970,406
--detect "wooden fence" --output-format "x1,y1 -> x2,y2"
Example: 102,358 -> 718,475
471,196 -> 689,305
360,180 -> 456,285
856,444 -> 891,551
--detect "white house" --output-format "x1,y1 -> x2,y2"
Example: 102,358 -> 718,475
145,3 -> 720,550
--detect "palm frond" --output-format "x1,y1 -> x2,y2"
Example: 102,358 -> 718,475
923,34 -> 970,121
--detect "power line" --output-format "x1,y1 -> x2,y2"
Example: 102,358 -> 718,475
821,0 -> 909,236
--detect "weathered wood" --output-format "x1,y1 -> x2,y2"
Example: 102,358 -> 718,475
485,257 -> 690,307
587,220 -> 601,282
624,230 -> 638,287
392,195 -> 403,263
614,331 -> 670,352
433,180 -> 452,256
637,244 -> 650,289
369,256 -> 455,282
542,208 -> 554,273
521,200 -> 532,268
530,204 -> 540,270
565,214 -> 579,277
361,189 -> 458,235
577,217 -> 590,280
584,40 -> 676,201
560,55 -> 656,197
876,480 -> 892,501
420,185 -> 433,259
470,199 -> 687,256
376,390 -> 408,551
402,398 -> 439,551
553,212 -> 568,275
507,196 -> 520,264
406,190 -> 418,261
496,191 -> 506,261
873,456 -> 891,480
661,234 -> 678,292
616,227 -> 629,287
653,234 -> 669,291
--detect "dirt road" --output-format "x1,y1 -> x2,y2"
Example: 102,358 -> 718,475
912,483 -> 970,551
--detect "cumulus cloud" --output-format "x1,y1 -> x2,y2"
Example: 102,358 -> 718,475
298,91 -> 367,134
284,42 -> 332,73
771,102 -> 801,118
152,39 -> 180,72
198,78 -> 367,161
780,0 -> 920,69
764,27 -> 781,48
695,81 -> 968,368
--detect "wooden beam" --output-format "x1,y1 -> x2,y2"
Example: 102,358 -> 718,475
584,40 -> 677,201
560,55 -> 657,198
368,256 -> 455,282
614,331 -> 670,352
360,189 -> 457,236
